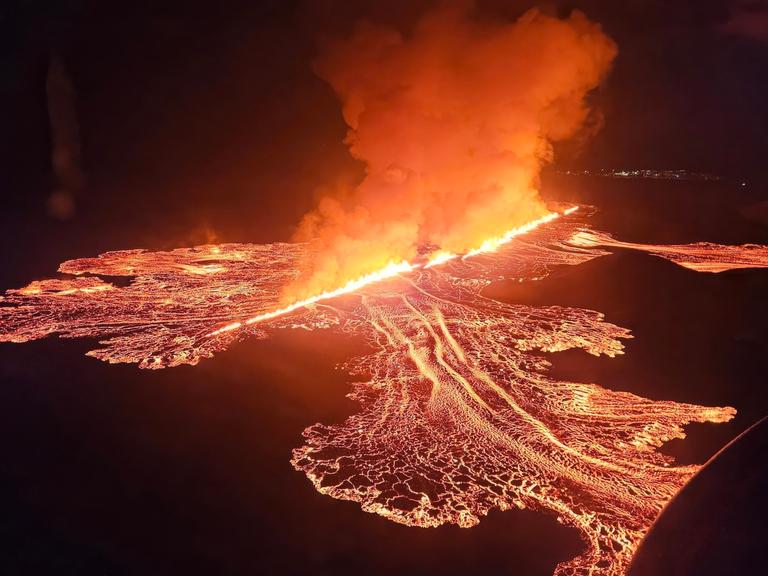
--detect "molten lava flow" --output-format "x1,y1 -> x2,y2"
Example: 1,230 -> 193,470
569,229 -> 768,273
2,209 -> 765,575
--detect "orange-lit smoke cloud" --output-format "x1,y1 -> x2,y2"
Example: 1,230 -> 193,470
286,1 -> 617,301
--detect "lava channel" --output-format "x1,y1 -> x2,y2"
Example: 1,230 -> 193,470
2,209 -> 766,575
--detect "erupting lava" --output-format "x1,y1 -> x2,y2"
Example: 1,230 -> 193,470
3,3 -> 761,573
209,208 -> 578,337
284,4 -> 618,301
2,208 -> 765,575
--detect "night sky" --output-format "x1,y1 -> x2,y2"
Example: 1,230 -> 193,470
2,1 -> 768,247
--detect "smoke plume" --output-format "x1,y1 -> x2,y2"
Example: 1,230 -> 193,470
285,1 -> 616,301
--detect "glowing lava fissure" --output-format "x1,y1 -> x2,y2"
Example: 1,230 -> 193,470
3,208 -> 766,575
207,208 -> 577,337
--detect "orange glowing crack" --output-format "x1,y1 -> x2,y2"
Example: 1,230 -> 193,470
462,206 -> 578,259
207,260 -> 416,336
209,207 -> 579,336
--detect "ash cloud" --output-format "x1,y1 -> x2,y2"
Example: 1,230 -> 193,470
286,1 -> 616,301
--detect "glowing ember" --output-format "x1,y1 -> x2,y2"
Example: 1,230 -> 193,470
2,209 -> 765,575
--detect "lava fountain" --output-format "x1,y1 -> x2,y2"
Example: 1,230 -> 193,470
2,208 -> 766,575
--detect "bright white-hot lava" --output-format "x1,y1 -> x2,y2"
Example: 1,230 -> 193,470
208,259 -> 416,336
210,208 -> 578,336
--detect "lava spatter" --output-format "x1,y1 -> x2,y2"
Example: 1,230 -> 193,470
2,210 -> 763,575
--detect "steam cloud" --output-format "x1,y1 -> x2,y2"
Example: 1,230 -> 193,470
285,1 -> 616,301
